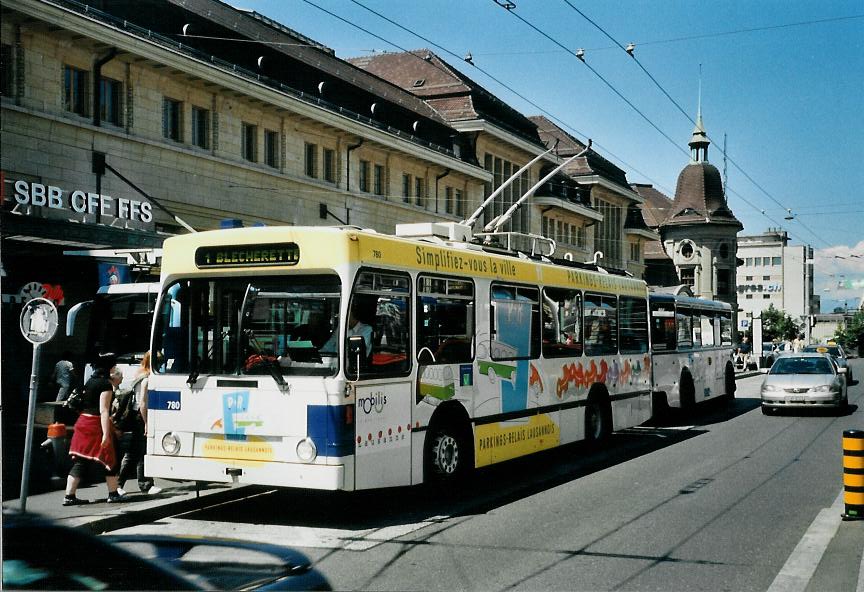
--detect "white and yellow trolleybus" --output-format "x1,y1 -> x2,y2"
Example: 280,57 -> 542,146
145,223 -> 654,490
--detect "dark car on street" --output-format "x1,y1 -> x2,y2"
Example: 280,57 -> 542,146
3,511 -> 330,590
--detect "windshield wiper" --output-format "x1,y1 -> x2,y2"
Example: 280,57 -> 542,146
187,356 -> 199,387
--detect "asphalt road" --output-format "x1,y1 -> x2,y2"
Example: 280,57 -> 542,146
112,361 -> 864,591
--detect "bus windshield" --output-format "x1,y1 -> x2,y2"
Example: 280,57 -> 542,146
152,274 -> 341,377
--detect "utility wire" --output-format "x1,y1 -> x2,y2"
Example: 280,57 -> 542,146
331,0 -> 667,194
556,1 -> 833,248
309,0 -> 808,242
472,13 -> 864,54
501,5 -> 688,159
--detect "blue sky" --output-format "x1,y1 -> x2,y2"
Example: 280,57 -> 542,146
245,1 -> 864,312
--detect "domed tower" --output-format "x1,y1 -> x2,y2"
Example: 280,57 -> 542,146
660,107 -> 742,309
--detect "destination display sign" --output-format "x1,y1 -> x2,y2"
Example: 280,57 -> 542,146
195,242 -> 300,268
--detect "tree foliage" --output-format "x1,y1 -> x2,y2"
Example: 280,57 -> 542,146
833,310 -> 864,353
760,305 -> 801,342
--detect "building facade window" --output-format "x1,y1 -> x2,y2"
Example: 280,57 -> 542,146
191,106 -> 210,149
359,160 -> 370,192
242,123 -> 257,162
402,174 -> 412,203
772,257 -> 782,266
455,189 -> 464,217
162,97 -> 183,142
680,267 -> 695,287
264,129 -> 279,168
629,241 -> 640,262
415,177 -> 425,207
717,269 -> 731,295
64,65 -> 90,117
483,153 -> 529,233
323,148 -> 336,183
304,142 -> 317,178
1,44 -> 13,97
445,187 -> 454,214
373,164 -> 384,196
595,198 -> 622,266
98,77 -> 123,126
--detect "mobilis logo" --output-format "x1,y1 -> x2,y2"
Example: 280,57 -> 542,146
357,391 -> 387,414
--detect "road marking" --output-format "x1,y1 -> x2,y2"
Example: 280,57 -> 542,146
767,490 -> 844,592
108,514 -> 448,550
858,535 -> 864,592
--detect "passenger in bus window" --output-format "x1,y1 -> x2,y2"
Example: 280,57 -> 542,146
322,306 -> 373,356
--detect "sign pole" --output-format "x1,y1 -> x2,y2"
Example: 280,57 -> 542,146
18,297 -> 59,512
20,343 -> 41,513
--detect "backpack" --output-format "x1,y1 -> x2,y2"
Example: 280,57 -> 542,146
111,387 -> 137,432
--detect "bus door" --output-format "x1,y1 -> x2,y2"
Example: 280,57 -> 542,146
348,271 -> 414,489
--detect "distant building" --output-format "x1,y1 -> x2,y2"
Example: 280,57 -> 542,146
737,229 -> 817,336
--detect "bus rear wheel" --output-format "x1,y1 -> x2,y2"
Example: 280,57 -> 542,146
723,364 -> 736,404
585,398 -> 611,444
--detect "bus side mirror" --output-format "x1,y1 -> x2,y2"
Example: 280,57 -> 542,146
346,336 -> 366,380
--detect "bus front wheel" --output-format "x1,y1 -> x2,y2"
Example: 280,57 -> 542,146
427,423 -> 471,480
679,372 -> 696,411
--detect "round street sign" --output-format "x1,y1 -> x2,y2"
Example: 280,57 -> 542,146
19,297 -> 58,345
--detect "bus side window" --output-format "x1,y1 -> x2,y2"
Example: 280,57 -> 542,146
542,288 -> 582,358
416,275 -> 474,365
584,293 -> 617,356
619,296 -> 648,354
490,284 -> 540,361
676,308 -> 693,349
351,270 -> 411,377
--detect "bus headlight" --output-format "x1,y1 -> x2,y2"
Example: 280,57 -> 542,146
296,438 -> 317,463
161,432 -> 181,455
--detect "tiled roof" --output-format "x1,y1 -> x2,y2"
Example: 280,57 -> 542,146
631,183 -> 674,228
348,50 -> 543,145
529,115 -> 629,188
174,0 -> 448,126
665,163 -> 742,228
643,239 -> 671,260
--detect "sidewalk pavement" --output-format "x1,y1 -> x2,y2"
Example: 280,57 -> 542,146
2,478 -> 254,535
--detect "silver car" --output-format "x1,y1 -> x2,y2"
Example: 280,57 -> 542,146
802,344 -> 853,383
760,353 -> 848,414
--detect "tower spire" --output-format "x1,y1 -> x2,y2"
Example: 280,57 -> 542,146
689,64 -> 710,162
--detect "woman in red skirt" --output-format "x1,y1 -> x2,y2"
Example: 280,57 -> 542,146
63,360 -> 125,505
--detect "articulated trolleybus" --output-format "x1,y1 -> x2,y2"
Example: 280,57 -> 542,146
145,223 -> 653,490
649,292 -> 735,413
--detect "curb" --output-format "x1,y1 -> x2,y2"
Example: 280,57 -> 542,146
77,485 -> 258,535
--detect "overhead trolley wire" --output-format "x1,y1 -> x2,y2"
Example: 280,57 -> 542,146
325,0 -> 670,194
553,1 -> 834,248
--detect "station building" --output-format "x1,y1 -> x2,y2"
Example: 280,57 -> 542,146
1,0 -> 488,411
1,0 -> 652,417
736,228 -> 817,336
